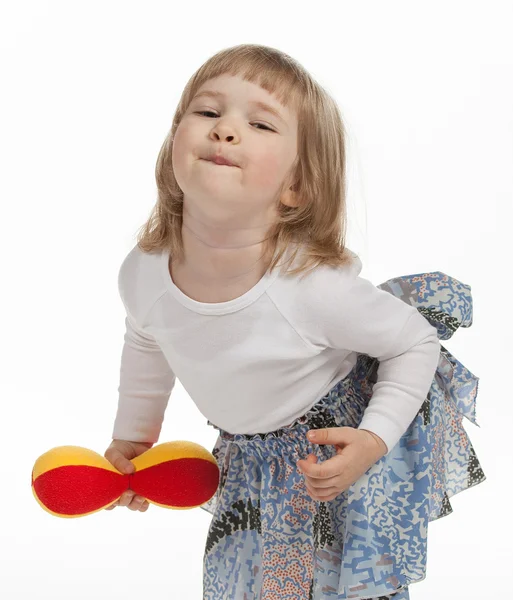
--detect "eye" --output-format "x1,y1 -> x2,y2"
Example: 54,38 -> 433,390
194,111 -> 275,132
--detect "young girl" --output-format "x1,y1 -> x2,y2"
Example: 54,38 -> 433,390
105,44 -> 486,600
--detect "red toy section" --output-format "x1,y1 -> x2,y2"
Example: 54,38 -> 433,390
31,441 -> 221,517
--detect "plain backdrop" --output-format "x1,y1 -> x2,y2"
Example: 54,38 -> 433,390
2,1 -> 512,599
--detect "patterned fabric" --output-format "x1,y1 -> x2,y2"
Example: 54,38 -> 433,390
200,271 -> 486,599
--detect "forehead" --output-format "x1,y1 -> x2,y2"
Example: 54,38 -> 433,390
192,74 -> 296,124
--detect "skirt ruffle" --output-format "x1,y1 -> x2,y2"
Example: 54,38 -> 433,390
201,270 -> 486,600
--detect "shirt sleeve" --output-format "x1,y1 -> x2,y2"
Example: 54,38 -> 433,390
111,313 -> 176,444
316,271 -> 441,456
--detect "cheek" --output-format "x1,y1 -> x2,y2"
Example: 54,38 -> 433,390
250,152 -> 287,188
171,124 -> 190,170
172,122 -> 205,192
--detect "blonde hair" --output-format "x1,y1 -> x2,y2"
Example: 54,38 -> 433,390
136,43 -> 356,278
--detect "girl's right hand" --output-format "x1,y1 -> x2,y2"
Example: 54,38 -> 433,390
103,439 -> 153,512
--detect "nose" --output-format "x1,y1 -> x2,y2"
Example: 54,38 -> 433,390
212,131 -> 235,142
210,122 -> 239,143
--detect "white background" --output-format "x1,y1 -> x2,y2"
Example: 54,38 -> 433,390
2,1 -> 511,598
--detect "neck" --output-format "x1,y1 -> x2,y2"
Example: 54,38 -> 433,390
176,203 -> 275,282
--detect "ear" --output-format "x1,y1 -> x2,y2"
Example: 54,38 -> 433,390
280,179 -> 301,208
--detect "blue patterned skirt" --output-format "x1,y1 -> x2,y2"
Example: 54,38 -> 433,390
200,271 -> 486,599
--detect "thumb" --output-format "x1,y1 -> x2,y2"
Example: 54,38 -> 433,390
308,426 -> 353,445
106,448 -> 135,475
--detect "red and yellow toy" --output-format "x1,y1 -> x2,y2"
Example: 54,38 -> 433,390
31,441 -> 220,518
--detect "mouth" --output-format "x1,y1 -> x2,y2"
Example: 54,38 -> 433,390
201,157 -> 238,167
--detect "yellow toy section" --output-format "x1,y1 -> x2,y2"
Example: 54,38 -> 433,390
31,441 -> 220,518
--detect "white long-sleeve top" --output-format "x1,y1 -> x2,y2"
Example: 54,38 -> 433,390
112,243 -> 440,456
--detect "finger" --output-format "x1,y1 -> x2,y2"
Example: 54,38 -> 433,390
128,495 -> 147,511
305,481 -> 328,500
139,501 -> 149,512
308,454 -> 346,480
305,481 -> 339,500
299,457 -> 324,478
297,453 -> 316,471
303,458 -> 336,486
305,477 -> 333,489
117,491 -> 135,508
302,456 -> 330,488
305,475 -> 334,491
104,448 -> 135,475
305,482 -> 317,500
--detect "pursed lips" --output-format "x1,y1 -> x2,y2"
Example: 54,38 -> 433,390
201,157 -> 238,167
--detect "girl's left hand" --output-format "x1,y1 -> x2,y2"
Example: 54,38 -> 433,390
296,427 -> 388,502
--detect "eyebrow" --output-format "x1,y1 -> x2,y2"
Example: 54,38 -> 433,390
191,90 -> 287,125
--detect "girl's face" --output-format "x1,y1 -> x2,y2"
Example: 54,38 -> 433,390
172,73 -> 298,225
